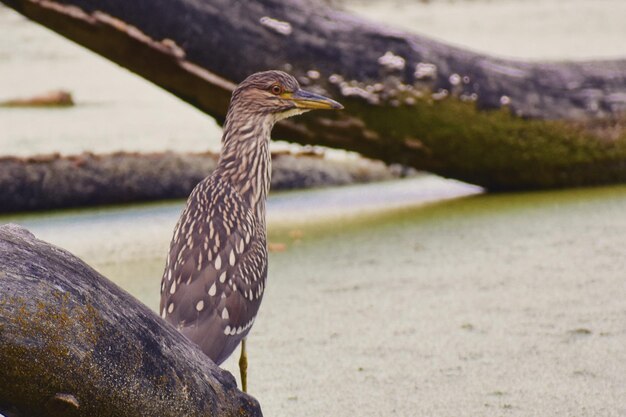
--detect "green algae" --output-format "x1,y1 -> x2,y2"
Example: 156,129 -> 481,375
333,94 -> 626,190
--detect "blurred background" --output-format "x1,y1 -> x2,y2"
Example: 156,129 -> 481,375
1,1 -> 625,416
3,0 -> 626,157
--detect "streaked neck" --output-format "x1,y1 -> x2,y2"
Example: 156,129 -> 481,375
215,109 -> 274,222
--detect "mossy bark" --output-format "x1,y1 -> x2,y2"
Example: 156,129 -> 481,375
2,0 -> 626,189
0,224 -> 263,417
322,96 -> 626,190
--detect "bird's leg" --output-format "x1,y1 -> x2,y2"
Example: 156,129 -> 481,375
239,338 -> 248,392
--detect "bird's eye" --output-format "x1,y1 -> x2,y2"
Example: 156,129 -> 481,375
270,84 -> 283,95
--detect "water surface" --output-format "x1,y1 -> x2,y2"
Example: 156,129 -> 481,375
347,0 -> 626,60
3,178 -> 625,417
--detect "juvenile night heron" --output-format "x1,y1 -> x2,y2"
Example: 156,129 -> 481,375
160,71 -> 342,392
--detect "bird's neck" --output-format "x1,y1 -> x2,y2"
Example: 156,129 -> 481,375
215,111 -> 274,222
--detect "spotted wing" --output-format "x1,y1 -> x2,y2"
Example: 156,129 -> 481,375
159,178 -> 267,364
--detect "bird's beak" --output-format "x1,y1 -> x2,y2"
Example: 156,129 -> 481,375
285,89 -> 344,110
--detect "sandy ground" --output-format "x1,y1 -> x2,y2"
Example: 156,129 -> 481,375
3,177 -> 625,417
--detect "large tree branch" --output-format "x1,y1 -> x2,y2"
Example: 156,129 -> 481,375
0,224 -> 263,417
2,0 -> 626,190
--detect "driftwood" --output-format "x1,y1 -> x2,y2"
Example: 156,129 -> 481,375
2,0 -> 626,189
0,151 -> 403,213
0,90 -> 74,107
0,224 -> 263,417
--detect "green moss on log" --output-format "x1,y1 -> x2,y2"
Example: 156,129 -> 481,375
0,291 -> 102,416
331,94 -> 626,190
0,290 -> 200,416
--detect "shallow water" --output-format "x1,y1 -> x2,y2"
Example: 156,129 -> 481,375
1,176 -> 480,305
2,178 -> 625,416
0,6 -> 223,156
347,0 -> 626,61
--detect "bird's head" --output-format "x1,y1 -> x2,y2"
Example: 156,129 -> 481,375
228,70 -> 343,122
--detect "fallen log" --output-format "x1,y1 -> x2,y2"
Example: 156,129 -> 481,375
0,224 -> 263,417
0,90 -> 74,107
0,150 -> 404,213
2,0 -> 626,189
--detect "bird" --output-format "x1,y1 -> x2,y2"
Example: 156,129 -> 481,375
159,70 -> 343,392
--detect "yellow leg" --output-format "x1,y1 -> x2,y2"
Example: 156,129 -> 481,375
239,338 -> 248,392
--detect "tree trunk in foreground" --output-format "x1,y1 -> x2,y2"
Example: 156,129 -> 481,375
0,224 -> 262,417
2,0 -> 626,190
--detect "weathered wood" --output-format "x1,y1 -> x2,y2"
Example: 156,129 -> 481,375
2,0 -> 626,189
0,151 -> 401,213
0,224 -> 263,417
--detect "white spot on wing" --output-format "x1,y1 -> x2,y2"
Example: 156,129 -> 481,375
222,308 -> 229,319
229,250 -> 236,266
215,254 -> 222,270
167,302 -> 174,314
208,282 -> 217,296
237,239 -> 245,254
224,325 -> 231,335
169,281 -> 177,294
196,300 -> 205,311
